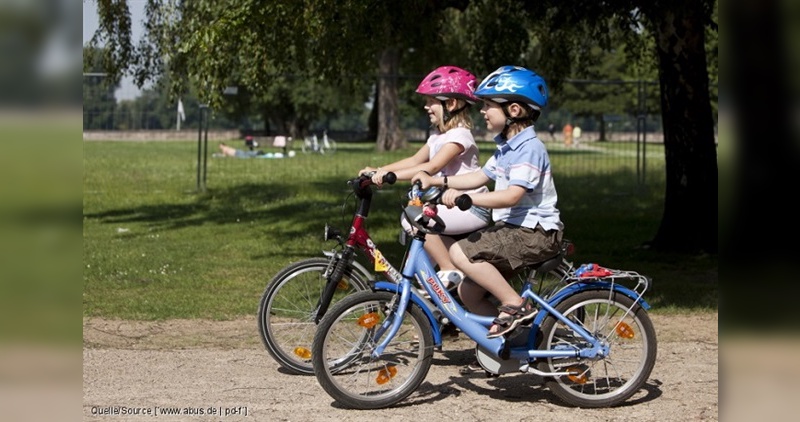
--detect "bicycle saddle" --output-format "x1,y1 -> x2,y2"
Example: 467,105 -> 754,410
524,239 -> 573,273
527,254 -> 563,273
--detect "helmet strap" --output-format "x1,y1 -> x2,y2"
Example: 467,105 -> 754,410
440,100 -> 452,124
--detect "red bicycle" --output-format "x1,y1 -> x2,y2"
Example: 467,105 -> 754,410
257,172 -> 405,374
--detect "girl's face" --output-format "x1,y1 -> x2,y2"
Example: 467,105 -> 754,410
481,100 -> 506,133
423,96 -> 443,126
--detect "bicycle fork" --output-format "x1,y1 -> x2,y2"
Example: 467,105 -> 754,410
314,247 -> 356,323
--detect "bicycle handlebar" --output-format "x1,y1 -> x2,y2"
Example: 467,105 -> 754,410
411,181 -> 472,211
351,171 -> 397,188
454,194 -> 472,211
383,172 -> 398,185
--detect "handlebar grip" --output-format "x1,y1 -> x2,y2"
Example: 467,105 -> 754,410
383,172 -> 397,185
455,194 -> 472,211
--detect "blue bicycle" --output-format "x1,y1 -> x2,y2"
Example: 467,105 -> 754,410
311,184 -> 657,409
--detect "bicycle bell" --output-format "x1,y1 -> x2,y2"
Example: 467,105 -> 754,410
418,186 -> 443,203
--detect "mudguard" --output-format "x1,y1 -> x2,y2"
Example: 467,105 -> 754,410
372,281 -> 443,346
532,280 -> 651,326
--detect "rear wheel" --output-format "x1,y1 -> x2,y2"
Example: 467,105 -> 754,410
537,290 -> 657,408
312,291 -> 434,409
257,257 -> 371,375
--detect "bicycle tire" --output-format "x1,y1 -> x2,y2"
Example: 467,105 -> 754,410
312,291 -> 434,409
257,257 -> 371,375
537,290 -> 657,408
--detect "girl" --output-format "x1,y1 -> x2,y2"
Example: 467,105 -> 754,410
360,65 -> 490,290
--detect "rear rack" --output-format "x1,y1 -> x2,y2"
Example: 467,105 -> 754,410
563,266 -> 651,301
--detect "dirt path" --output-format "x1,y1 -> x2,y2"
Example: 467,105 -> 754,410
83,313 -> 718,421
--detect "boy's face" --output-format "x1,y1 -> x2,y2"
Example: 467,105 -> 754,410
480,100 -> 505,133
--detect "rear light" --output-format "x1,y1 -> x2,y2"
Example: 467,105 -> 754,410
563,241 -> 575,256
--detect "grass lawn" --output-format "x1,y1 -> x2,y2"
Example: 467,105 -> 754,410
83,139 -> 717,320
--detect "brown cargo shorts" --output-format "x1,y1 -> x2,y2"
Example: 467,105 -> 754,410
457,221 -> 563,276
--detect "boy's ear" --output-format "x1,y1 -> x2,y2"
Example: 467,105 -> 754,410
507,102 -> 522,117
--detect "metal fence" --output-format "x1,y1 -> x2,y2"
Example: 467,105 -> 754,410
84,74 -> 675,188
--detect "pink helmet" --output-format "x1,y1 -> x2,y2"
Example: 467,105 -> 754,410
415,66 -> 478,104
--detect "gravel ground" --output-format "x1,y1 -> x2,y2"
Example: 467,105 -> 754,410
83,312 -> 718,421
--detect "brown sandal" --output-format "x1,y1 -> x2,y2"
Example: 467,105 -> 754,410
487,298 -> 537,339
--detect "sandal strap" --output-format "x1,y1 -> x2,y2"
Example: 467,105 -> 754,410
497,297 -> 534,317
497,304 -> 521,316
491,314 -> 516,327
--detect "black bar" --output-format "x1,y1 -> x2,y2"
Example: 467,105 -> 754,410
202,108 -> 209,188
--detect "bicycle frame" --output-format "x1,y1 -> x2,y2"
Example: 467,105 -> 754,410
370,233 -> 651,365
314,175 -> 411,322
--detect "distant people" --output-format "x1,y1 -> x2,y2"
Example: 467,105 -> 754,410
219,142 -> 263,158
563,123 -> 573,147
572,125 -> 582,146
217,142 -> 295,158
547,123 -> 556,141
244,135 -> 258,151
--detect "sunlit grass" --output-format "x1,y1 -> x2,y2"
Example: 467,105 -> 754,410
83,139 -> 716,320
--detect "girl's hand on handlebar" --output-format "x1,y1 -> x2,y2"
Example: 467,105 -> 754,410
411,171 -> 434,189
358,166 -> 378,177
371,168 -> 390,187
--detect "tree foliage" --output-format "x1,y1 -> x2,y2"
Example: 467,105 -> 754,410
88,0 -> 718,253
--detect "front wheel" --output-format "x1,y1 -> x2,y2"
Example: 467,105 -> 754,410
257,257 -> 371,375
312,291 -> 434,409
537,290 -> 657,408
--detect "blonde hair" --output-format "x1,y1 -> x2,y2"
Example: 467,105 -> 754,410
438,98 -> 473,132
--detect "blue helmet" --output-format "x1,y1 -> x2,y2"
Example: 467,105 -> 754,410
474,66 -> 549,110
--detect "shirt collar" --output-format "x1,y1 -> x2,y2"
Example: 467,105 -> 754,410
493,126 -> 536,151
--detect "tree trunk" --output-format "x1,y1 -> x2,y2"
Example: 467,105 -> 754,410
376,47 -> 406,151
596,113 -> 607,141
648,5 -> 718,253
368,83 -> 378,141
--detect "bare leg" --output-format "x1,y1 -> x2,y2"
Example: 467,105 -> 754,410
450,243 -> 527,334
457,279 -> 496,316
423,234 -> 457,271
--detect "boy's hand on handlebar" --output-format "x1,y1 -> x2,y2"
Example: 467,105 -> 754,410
441,188 -> 463,208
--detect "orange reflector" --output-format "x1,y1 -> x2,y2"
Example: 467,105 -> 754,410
358,313 -> 380,329
337,280 -> 349,290
566,366 -> 588,384
376,366 -> 398,385
615,322 -> 635,339
293,347 -> 312,359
